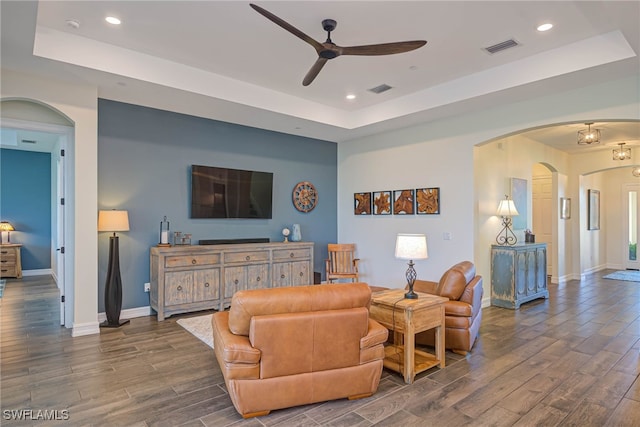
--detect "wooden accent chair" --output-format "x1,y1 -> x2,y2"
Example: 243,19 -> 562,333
325,243 -> 360,283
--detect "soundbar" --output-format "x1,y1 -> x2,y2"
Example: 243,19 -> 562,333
199,238 -> 270,245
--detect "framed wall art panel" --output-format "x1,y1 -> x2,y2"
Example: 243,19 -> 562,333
373,191 -> 392,215
393,189 -> 414,215
416,187 -> 440,214
354,192 -> 372,215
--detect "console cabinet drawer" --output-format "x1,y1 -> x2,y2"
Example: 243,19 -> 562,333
224,251 -> 269,263
272,248 -> 311,261
0,244 -> 22,279
165,254 -> 220,268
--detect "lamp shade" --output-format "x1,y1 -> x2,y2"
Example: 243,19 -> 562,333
496,198 -> 519,217
0,221 -> 15,232
98,210 -> 130,232
395,234 -> 428,260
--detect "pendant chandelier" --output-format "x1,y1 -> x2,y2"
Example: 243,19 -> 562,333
613,142 -> 631,161
577,122 -> 601,145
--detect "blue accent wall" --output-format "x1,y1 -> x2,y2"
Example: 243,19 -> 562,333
0,148 -> 51,270
98,99 -> 338,311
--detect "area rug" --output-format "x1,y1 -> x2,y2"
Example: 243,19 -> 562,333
0,279 -> 5,298
176,314 -> 214,348
603,270 -> 640,282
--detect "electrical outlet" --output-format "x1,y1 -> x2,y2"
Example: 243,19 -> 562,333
144,282 -> 150,292
443,232 -> 452,240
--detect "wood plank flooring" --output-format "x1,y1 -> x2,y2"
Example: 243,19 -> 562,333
1,272 -> 639,426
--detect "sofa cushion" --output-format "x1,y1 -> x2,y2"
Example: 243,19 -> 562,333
228,283 -> 372,336
437,261 -> 475,300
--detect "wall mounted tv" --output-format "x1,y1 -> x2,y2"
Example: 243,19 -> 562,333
190,165 -> 273,219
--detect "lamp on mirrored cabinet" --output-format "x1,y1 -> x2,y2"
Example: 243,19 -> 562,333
496,195 -> 519,246
98,209 -> 130,328
0,221 -> 15,244
395,233 -> 428,299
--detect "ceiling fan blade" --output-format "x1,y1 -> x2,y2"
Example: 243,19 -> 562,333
250,4 -> 323,51
341,40 -> 427,56
302,58 -> 328,86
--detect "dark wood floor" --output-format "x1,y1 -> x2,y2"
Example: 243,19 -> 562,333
1,272 -> 639,426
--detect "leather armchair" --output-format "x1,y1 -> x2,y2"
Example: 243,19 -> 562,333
412,261 -> 483,355
212,283 -> 388,418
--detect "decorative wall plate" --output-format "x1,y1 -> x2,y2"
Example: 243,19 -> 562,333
292,181 -> 317,212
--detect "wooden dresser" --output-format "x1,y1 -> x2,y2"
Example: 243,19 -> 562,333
491,243 -> 548,309
0,244 -> 23,279
150,241 -> 314,320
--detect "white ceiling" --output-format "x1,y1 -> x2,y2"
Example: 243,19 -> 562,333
1,1 -> 639,152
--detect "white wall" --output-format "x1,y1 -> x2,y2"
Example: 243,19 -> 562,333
1,69 -> 100,336
338,74 -> 639,303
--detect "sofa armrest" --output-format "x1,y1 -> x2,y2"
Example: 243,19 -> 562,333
459,276 -> 483,319
444,300 -> 473,317
412,279 -> 438,295
361,319 -> 388,349
212,311 -> 261,364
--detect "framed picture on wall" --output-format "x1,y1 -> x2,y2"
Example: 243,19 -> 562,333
510,178 -> 527,230
354,192 -> 372,215
588,189 -> 600,230
393,189 -> 414,214
560,197 -> 571,220
373,191 -> 392,215
416,187 -> 440,214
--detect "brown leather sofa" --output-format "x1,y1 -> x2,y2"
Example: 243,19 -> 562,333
412,261 -> 483,355
211,283 -> 389,418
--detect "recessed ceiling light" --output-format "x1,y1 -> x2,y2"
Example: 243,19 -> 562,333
105,16 -> 121,25
65,19 -> 80,29
346,94 -> 356,100
537,23 -> 553,32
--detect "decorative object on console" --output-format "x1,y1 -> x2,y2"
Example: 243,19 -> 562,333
577,122 -> 601,145
524,229 -> 535,243
173,232 -> 192,245
495,195 -> 519,246
393,189 -> 414,214
282,228 -> 290,242
98,209 -> 130,328
416,187 -> 440,214
613,142 -> 631,160
395,234 -> 428,299
373,191 -> 391,215
0,221 -> 15,244
354,192 -> 371,215
159,216 -> 170,246
291,224 -> 302,241
292,181 -> 318,212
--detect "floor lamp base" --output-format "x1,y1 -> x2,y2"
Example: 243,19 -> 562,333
100,319 -> 130,328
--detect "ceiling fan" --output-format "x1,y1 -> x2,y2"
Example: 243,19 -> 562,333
249,3 -> 427,86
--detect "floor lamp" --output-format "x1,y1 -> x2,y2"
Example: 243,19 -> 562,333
98,210 -> 130,328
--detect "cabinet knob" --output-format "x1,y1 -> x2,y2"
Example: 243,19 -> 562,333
281,274 -> 285,279
177,286 -> 183,291
234,279 -> 239,285
0,260 -> 6,263
246,256 -> 250,261
256,276 -> 261,282
299,272 -> 304,277
290,252 -> 294,258
0,251 -> 7,254
191,259 -> 197,264
204,282 -> 210,287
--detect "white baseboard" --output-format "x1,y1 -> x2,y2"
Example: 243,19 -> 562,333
72,321 -> 100,337
22,268 -> 53,277
97,306 -> 153,323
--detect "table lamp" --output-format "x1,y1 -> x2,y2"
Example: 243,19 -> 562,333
496,195 -> 519,246
0,221 -> 15,244
98,209 -> 130,327
395,233 -> 428,299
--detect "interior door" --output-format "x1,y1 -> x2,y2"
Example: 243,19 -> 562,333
56,154 -> 66,324
624,183 -> 640,270
532,171 -> 553,276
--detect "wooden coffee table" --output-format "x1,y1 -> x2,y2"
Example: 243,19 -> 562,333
369,289 -> 448,384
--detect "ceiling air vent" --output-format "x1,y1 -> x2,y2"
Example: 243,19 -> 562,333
484,39 -> 519,54
368,84 -> 393,94
21,139 -> 37,144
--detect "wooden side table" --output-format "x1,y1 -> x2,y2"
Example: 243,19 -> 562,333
0,244 -> 23,279
369,289 -> 447,384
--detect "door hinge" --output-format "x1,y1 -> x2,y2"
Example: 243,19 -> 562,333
61,295 -> 65,303
60,149 -> 65,156
60,247 -> 65,254
60,198 -> 65,205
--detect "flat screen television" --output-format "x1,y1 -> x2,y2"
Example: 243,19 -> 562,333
190,165 -> 273,219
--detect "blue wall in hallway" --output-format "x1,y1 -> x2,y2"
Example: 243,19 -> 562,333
98,99 -> 338,312
0,148 -> 51,270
